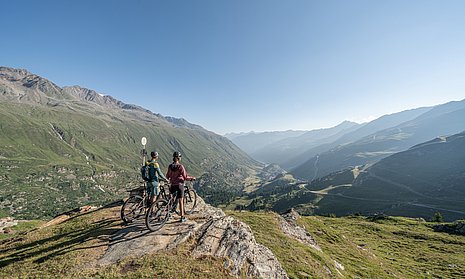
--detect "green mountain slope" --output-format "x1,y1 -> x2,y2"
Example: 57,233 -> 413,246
0,66 -> 259,219
315,131 -> 465,221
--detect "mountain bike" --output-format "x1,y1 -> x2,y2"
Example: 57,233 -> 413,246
120,183 -> 151,224
145,181 -> 197,232
155,181 -> 197,214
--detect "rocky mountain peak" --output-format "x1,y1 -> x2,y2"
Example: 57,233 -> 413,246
164,116 -> 204,130
0,66 -> 203,129
62,85 -> 124,108
337,120 -> 359,127
0,66 -> 65,102
62,86 -> 164,117
0,66 -> 60,91
0,66 -> 33,80
62,85 -> 101,99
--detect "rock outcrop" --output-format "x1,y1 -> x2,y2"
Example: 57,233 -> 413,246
0,217 -> 18,234
193,215 -> 288,278
98,197 -> 288,278
279,208 -> 321,251
433,220 -> 465,235
278,209 -> 349,275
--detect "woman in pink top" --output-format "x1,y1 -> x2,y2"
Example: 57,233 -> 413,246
166,151 -> 196,222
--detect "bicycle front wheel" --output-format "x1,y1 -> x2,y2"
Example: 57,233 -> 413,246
145,199 -> 170,232
121,195 -> 144,224
184,188 -> 198,214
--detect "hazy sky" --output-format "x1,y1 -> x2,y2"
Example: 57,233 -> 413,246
2,0 -> 465,134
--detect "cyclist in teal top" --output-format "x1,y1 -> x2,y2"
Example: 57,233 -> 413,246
146,151 -> 168,205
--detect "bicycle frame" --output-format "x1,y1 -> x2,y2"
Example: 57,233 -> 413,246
162,181 -> 196,213
145,181 -> 197,231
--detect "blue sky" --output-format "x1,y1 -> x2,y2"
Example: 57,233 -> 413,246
2,0 -> 465,134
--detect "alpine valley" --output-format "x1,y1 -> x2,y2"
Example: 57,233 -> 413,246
227,98 -> 465,222
0,66 -> 259,219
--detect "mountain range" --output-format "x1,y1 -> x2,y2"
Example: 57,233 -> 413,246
228,107 -> 432,170
251,121 -> 361,168
228,99 -> 465,184
292,99 -> 465,180
225,130 -> 308,154
0,66 -> 259,219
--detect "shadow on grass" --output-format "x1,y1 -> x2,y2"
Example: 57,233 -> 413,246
0,200 -> 124,247
0,218 -> 119,268
0,200 -> 135,268
0,199 -> 196,268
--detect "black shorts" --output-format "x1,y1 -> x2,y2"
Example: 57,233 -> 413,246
169,184 -> 185,199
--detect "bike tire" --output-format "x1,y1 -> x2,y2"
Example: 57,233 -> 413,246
184,188 -> 198,214
145,198 -> 170,232
121,195 -> 144,224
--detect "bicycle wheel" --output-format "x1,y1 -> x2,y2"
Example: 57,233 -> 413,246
184,188 -> 198,214
121,195 -> 145,224
145,198 -> 170,232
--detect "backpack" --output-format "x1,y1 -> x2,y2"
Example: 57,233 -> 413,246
141,163 -> 157,182
141,165 -> 150,181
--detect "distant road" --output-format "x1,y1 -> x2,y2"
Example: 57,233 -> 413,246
309,185 -> 398,203
408,203 -> 465,216
309,186 -> 465,215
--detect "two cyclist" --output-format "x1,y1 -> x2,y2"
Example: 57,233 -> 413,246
166,151 -> 196,223
147,150 -> 196,223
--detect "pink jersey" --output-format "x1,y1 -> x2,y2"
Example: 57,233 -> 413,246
166,163 -> 193,186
